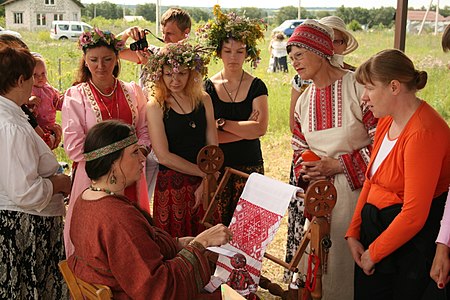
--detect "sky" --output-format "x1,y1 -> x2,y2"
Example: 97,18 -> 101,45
81,0 -> 450,9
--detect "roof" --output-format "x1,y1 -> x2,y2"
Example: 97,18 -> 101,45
1,0 -> 84,8
407,10 -> 445,22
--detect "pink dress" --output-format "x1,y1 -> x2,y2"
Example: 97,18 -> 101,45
32,83 -> 62,129
62,80 -> 150,257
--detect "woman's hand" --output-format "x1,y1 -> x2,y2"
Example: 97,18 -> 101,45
361,249 -> 375,275
248,109 -> 259,121
49,174 -> 71,196
300,156 -> 343,182
430,243 -> 450,289
193,224 -> 233,248
120,26 -> 145,42
193,178 -> 206,211
347,237 -> 365,269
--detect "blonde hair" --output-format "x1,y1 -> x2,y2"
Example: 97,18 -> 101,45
355,49 -> 427,92
152,67 -> 206,113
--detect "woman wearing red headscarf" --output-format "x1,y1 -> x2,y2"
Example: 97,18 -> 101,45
285,20 -> 377,299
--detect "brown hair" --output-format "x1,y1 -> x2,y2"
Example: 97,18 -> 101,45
443,24 -> 450,52
0,44 -> 36,95
84,120 -> 133,181
152,67 -> 205,113
0,34 -> 28,49
355,49 -> 427,91
161,8 -> 191,32
74,49 -> 120,85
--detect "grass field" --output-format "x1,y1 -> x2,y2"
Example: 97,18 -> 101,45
16,26 -> 450,299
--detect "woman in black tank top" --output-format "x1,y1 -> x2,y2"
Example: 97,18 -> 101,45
145,42 -> 218,237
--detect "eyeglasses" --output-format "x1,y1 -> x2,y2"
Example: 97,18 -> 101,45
333,39 -> 345,46
289,51 -> 304,63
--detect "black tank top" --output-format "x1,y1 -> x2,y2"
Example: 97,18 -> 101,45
160,103 -> 207,170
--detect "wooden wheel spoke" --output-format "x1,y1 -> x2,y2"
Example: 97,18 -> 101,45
197,145 -> 224,174
304,180 -> 337,217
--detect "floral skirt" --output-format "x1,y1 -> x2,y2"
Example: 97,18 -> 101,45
0,210 -> 69,299
154,169 -> 206,237
216,164 -> 264,226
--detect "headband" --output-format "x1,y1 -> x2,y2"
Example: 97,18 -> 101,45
84,134 -> 138,162
287,19 -> 334,59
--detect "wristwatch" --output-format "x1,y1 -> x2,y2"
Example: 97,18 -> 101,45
217,118 -> 226,131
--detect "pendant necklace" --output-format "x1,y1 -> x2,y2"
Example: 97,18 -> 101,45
171,94 -> 196,129
90,79 -> 119,119
89,185 -> 116,196
221,70 -> 244,103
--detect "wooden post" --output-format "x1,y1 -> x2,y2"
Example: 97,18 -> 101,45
394,0 -> 409,51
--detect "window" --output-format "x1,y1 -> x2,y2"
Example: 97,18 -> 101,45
45,0 -> 55,5
58,24 -> 69,31
14,13 -> 23,24
54,14 -> 63,21
73,13 -> 78,20
36,13 -> 46,26
71,25 -> 81,32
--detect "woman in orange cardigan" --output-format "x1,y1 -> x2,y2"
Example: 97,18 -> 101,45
346,49 -> 450,300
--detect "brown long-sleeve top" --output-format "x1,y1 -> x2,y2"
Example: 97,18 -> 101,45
68,195 -> 219,300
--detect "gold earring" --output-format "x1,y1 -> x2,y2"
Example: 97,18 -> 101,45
109,170 -> 117,185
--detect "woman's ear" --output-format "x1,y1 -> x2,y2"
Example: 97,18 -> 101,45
390,80 -> 401,95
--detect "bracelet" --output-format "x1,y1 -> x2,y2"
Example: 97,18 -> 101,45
189,240 -> 206,252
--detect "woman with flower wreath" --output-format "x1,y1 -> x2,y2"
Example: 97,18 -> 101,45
197,5 -> 269,226
144,41 -> 218,237
62,28 -> 150,257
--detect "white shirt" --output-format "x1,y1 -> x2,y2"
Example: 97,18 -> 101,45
0,95 -> 65,216
271,40 -> 287,58
369,132 -> 397,177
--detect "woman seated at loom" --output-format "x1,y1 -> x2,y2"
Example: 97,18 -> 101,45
67,120 -> 232,299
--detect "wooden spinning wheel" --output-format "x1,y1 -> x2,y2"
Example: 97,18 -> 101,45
196,145 -> 224,210
304,180 -> 337,217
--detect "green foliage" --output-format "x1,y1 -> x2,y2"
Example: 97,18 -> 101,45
336,6 -> 394,28
274,6 -> 315,25
348,20 -> 362,31
186,8 -> 211,22
136,3 -> 156,22
315,11 -> 331,19
274,6 -> 297,24
83,2 -> 124,20
0,16 -> 5,27
239,7 -> 267,19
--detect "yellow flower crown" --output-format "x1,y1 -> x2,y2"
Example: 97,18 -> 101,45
196,5 -> 267,68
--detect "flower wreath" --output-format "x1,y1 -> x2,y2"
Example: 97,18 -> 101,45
78,28 -> 125,52
143,40 -> 211,82
196,5 -> 267,68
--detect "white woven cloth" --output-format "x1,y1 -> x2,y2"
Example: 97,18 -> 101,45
205,173 -> 303,294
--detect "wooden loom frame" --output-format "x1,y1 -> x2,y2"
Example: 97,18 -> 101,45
201,167 -> 337,300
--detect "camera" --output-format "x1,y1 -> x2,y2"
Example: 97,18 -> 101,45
130,35 -> 148,51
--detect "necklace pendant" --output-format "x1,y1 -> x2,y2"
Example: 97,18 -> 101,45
189,121 -> 196,129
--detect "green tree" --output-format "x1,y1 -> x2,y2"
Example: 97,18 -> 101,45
316,11 -> 331,19
368,7 -> 395,28
275,6 -> 297,24
185,7 -> 210,22
0,0 -> 4,18
136,3 -> 156,22
82,2 -> 123,20
348,19 -> 362,31
239,7 -> 267,19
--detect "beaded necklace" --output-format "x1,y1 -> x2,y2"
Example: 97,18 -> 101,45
88,185 -> 116,196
